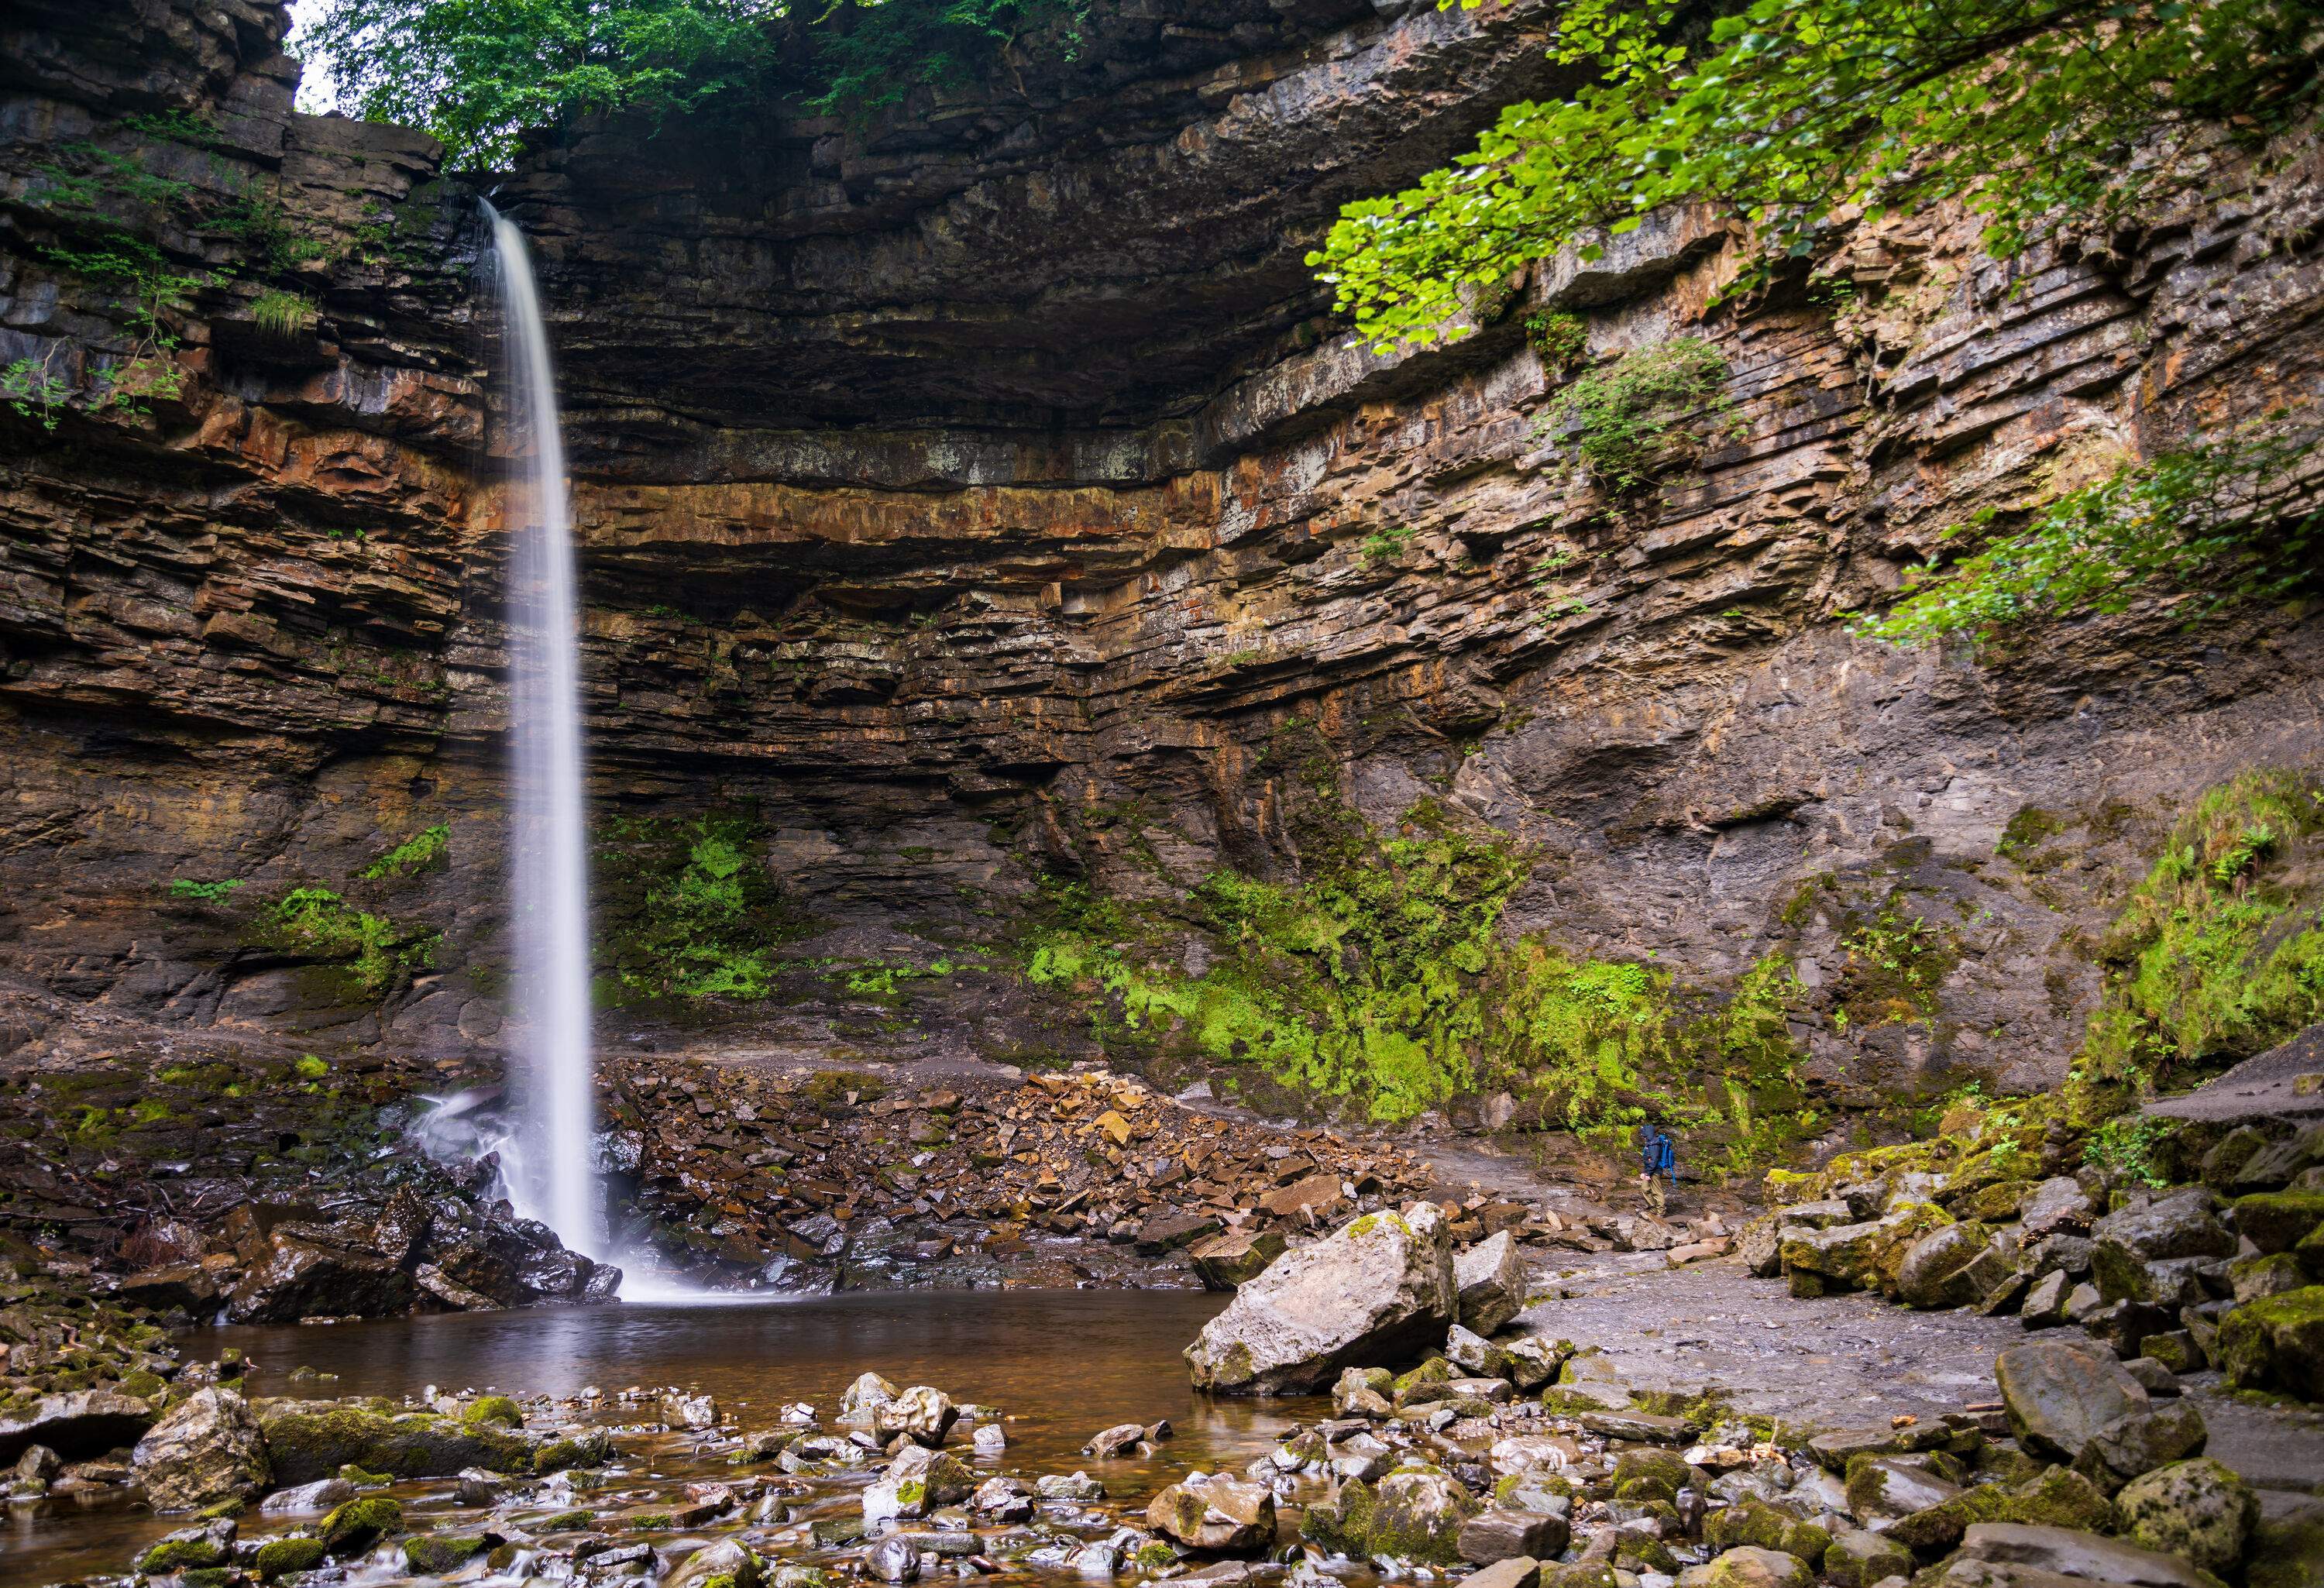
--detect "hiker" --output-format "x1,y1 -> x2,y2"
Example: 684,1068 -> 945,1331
1638,1119 -> 1678,1214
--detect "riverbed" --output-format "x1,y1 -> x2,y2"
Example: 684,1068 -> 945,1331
11,1289 -> 1312,1586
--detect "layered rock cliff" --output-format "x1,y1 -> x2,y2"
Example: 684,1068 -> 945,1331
4,0 -> 2321,1143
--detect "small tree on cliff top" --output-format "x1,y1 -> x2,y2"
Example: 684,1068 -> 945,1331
299,0 -> 1092,168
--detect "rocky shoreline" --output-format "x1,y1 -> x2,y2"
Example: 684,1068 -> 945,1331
12,1185 -> 2315,1588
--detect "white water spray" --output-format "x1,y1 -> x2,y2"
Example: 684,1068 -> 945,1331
486,200 -> 598,1257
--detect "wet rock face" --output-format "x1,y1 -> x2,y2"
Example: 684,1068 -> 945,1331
131,1387 -> 270,1511
2,0 -> 2322,1124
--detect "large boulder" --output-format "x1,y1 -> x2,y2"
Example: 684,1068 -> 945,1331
1185,1205 -> 1456,1394
872,1386 -> 957,1448
256,1399 -> 607,1484
1455,1231 -> 1528,1335
225,1231 -> 414,1324
2231,1190 -> 2324,1254
2018,1177 -> 2099,1237
1779,1201 -> 1949,1294
2116,1458 -> 2257,1574
2092,1190 -> 2235,1262
1993,1340 -> 2148,1463
2216,1286 -> 2324,1399
1147,1470 -> 1277,1551
132,1388 -> 270,1512
0,1390 -> 155,1464
863,1444 -> 974,1522
2080,1399 -> 2208,1485
1896,1222 -> 1995,1309
1690,1545 -> 1814,1588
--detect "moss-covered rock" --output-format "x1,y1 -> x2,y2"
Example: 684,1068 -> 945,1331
256,1400 -> 561,1484
2116,1457 -> 2257,1574
1694,1544 -> 1813,1588
2233,1191 -> 2324,1254
2229,1251 -> 2309,1303
461,1395 -> 524,1429
2007,1465 -> 2116,1532
136,1532 -> 231,1573
1611,1448 -> 1696,1505
2246,1504 -> 2324,1588
1780,1201 -> 1951,1295
404,1533 -> 491,1574
1703,1499 -> 1827,1563
2216,1286 -> 2324,1400
253,1537 -> 328,1581
1821,1528 -> 1913,1588
320,1495 -> 403,1554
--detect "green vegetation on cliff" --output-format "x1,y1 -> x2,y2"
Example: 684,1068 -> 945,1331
2067,769 -> 2324,1121
1851,429 -> 2322,648
268,887 -> 438,994
1029,798 -> 1813,1154
1313,0 -> 2320,351
594,811 -> 799,1000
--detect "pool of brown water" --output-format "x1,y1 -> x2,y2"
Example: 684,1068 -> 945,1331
11,1290 -> 1322,1586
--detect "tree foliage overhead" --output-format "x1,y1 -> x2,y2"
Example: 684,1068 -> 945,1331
1313,0 -> 2324,352
297,0 -> 1090,169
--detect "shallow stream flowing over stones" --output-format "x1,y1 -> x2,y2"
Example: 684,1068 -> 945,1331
10,1290 -> 1307,1585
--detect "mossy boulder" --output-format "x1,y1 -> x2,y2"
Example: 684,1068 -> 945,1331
319,1495 -> 403,1554
1369,1466 -> 1481,1563
1694,1544 -> 1813,1588
1611,1448 -> 1696,1505
1895,1220 -> 1996,1308
460,1395 -> 524,1430
2006,1466 -> 2116,1532
1821,1528 -> 1913,1587
2216,1286 -> 2324,1400
404,1533 -> 492,1574
2246,1503 -> 2324,1588
2116,1458 -> 2257,1574
1184,1203 -> 1457,1395
253,1536 -> 328,1581
1780,1201 -> 1951,1295
667,1538 -> 764,1588
136,1527 -> 232,1573
257,1400 -> 603,1484
1303,1467 -> 1478,1565
2232,1191 -> 2324,1254
1703,1499 -> 1827,1563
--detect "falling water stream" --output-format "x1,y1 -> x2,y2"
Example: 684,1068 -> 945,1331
484,200 -> 598,1258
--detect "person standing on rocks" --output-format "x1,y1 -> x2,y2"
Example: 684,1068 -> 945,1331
1638,1119 -> 1677,1215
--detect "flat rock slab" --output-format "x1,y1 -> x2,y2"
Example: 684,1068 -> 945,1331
1514,1252 -> 2028,1430
1959,1523 -> 2216,1588
2145,1023 -> 2324,1123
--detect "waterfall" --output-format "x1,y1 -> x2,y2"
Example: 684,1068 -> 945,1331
485,200 -> 599,1258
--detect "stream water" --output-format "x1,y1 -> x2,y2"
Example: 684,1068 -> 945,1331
12,1291 -> 1313,1586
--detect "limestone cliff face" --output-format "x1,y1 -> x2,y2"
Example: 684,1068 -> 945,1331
2,0 -> 2320,1106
